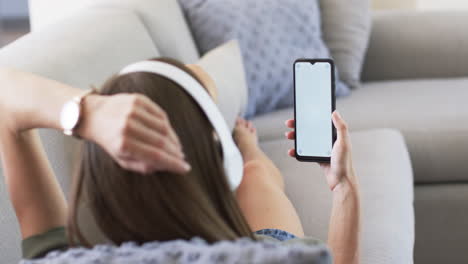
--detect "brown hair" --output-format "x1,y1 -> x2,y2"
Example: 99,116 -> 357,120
68,58 -> 253,246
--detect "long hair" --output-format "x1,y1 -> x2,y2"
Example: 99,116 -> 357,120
68,58 -> 253,246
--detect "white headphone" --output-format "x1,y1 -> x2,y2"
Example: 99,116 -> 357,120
119,61 -> 244,190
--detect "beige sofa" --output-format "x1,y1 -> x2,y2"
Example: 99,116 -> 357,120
0,1 -> 465,263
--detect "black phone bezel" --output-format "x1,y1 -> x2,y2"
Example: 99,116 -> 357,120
293,58 -> 337,163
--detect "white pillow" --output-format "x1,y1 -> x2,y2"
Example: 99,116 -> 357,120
196,40 -> 248,131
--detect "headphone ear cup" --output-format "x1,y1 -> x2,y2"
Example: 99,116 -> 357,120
120,61 -> 244,191
223,145 -> 244,191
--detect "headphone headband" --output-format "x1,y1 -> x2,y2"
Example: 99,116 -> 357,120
119,61 -> 243,190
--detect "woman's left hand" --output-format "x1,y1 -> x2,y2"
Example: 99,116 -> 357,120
0,68 -> 190,175
284,111 -> 357,191
79,93 -> 191,175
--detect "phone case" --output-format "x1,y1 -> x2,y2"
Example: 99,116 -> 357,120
293,58 -> 337,163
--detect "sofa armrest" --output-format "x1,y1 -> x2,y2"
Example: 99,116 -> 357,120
362,10 -> 468,82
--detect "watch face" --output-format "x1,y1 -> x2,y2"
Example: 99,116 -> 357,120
60,101 -> 80,130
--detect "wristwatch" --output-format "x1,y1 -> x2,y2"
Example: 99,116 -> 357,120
60,89 -> 96,137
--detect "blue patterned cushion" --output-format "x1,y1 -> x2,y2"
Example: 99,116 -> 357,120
179,0 -> 350,117
21,238 -> 331,264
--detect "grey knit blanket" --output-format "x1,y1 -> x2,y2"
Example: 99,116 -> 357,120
20,237 -> 331,264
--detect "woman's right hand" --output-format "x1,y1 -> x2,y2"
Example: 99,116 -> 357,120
79,94 -> 191,175
284,111 -> 357,191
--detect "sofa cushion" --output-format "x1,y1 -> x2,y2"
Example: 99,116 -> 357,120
414,184 -> 468,264
0,10 -> 158,89
179,0 -> 350,117
0,9 -> 159,263
253,78 -> 468,184
87,0 -> 199,63
320,0 -> 372,89
260,129 -> 414,264
196,40 -> 248,130
30,0 -> 199,63
362,11 -> 468,82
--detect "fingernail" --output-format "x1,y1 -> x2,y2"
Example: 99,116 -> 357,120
183,162 -> 191,171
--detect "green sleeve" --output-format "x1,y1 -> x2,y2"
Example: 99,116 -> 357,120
22,226 -> 69,259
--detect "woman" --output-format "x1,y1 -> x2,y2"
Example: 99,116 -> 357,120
0,58 -> 360,264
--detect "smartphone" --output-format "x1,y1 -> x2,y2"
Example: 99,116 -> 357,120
293,59 -> 336,163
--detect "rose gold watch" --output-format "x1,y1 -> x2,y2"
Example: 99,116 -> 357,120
59,89 -> 96,137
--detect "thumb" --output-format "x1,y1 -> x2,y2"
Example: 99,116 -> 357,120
332,111 -> 349,141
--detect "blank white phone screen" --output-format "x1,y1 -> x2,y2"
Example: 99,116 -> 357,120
295,61 -> 332,158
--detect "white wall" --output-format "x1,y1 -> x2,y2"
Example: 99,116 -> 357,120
0,0 -> 29,18
418,0 -> 468,10
372,0 -> 417,10
373,0 -> 468,10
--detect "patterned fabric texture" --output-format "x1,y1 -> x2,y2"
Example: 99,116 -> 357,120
179,0 -> 350,117
254,228 -> 297,242
20,238 -> 331,264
